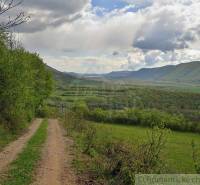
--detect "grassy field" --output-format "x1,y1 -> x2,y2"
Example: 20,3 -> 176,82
1,120 -> 48,185
57,80 -> 200,179
91,122 -> 200,173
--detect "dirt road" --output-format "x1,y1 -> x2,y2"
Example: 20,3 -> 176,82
33,119 -> 77,185
0,119 -> 42,173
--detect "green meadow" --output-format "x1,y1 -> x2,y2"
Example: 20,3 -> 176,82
92,122 -> 200,173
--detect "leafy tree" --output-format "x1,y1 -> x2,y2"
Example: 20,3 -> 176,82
0,36 -> 53,130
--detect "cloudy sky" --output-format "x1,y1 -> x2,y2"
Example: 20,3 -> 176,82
9,0 -> 200,73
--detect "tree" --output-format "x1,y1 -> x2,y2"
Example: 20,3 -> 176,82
0,0 -> 29,30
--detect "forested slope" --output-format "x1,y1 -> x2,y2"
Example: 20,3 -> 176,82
106,61 -> 200,83
0,33 -> 53,130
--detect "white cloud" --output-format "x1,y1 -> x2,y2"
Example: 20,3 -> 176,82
13,0 -> 200,73
20,9 -> 143,53
121,48 -> 200,70
15,0 -> 91,33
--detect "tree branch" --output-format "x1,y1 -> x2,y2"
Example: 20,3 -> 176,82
0,0 -> 29,30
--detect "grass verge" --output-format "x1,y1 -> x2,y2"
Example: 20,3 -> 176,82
0,125 -> 17,151
0,122 -> 29,151
0,119 -> 48,185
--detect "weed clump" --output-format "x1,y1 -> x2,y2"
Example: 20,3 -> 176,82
191,141 -> 200,173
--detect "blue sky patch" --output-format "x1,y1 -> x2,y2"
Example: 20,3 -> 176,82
92,0 -> 129,11
92,0 -> 152,14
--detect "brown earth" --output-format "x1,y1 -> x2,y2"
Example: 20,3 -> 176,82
32,119 -> 77,185
0,119 -> 42,173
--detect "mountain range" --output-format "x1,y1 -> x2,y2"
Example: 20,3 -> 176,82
48,61 -> 200,85
104,61 -> 200,83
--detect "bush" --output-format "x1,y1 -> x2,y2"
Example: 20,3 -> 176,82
36,105 -> 59,118
72,101 -> 89,118
97,127 -> 168,185
191,141 -> 200,173
83,124 -> 97,155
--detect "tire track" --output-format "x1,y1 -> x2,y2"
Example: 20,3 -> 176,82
32,119 -> 77,185
0,119 -> 42,173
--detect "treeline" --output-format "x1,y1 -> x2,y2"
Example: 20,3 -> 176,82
0,33 -> 53,130
61,85 -> 200,122
73,102 -> 200,133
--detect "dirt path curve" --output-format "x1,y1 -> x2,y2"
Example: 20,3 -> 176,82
33,119 -> 77,185
0,118 -> 42,173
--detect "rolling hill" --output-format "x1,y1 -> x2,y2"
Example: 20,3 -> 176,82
46,66 -> 76,85
105,61 -> 200,83
46,61 -> 200,85
46,65 -> 106,86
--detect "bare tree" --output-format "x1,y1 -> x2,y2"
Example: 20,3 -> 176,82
0,0 -> 29,30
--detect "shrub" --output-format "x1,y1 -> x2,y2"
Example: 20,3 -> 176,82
72,101 -> 89,118
191,141 -> 200,173
100,127 -> 168,185
83,124 -> 97,155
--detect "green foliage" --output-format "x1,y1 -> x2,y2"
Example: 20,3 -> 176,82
64,112 -> 168,185
96,122 -> 200,173
83,124 -> 97,155
191,141 -> 200,173
78,107 -> 198,133
72,101 -> 89,117
0,120 -> 48,185
0,124 -> 17,151
55,84 -> 200,123
102,129 -> 167,185
67,118 -> 200,175
0,35 -> 53,130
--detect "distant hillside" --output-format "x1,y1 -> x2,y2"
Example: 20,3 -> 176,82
47,65 -> 107,86
105,61 -> 200,83
46,66 -> 76,84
